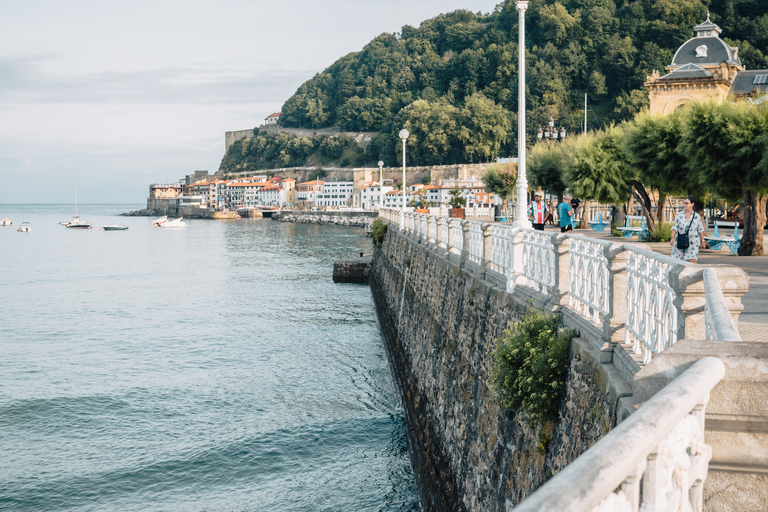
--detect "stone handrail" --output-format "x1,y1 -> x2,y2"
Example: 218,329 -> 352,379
379,208 -> 746,360
512,357 -> 725,512
703,267 -> 742,342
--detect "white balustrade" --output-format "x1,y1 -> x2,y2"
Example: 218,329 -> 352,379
428,216 -> 438,244
451,219 -> 464,256
625,246 -> 683,364
489,224 -> 515,279
568,236 -> 611,324
420,215 -> 428,241
438,218 -> 450,249
520,229 -> 556,294
468,221 -> 484,266
514,357 -> 724,512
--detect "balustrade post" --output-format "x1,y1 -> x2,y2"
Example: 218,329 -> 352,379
553,234 -> 571,306
481,223 -> 493,275
605,245 -> 629,344
710,266 -> 749,330
508,229 -> 526,292
428,216 -> 437,246
461,220 -> 471,266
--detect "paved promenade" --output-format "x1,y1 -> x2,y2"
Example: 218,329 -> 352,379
546,226 -> 767,342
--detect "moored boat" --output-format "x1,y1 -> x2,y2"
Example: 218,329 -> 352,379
151,216 -> 168,227
66,187 -> 92,229
102,225 -> 128,231
17,222 -> 31,232
159,217 -> 187,229
1,218 -> 11,226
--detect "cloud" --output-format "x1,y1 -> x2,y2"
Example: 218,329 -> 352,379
0,55 -> 314,105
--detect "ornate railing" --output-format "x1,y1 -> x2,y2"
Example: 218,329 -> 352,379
520,229 -> 556,295
379,208 -> 745,359
489,224 -> 514,278
568,236 -> 611,324
468,222 -> 484,266
625,246 -> 681,364
513,357 -> 724,512
438,218 -> 450,250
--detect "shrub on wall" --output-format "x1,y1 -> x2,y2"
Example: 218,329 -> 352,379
491,310 -> 576,425
372,219 -> 388,248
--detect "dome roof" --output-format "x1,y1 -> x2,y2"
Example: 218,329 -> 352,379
670,15 -> 742,69
671,36 -> 742,68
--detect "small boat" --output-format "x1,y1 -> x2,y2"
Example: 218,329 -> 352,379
17,222 -> 31,232
1,218 -> 11,226
102,225 -> 128,231
159,217 -> 187,229
151,216 -> 168,227
66,186 -> 92,229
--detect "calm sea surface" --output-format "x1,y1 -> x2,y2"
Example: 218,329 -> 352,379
0,204 -> 418,512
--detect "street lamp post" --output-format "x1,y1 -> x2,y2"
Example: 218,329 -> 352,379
399,129 -> 409,223
378,160 -> 384,211
513,0 -> 531,229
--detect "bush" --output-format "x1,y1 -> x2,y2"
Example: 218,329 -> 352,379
491,310 -> 576,425
648,221 -> 672,242
372,219 -> 388,248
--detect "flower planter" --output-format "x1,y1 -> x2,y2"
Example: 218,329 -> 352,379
450,208 -> 465,219
414,208 -> 429,214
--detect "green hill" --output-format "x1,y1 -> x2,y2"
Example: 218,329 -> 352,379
221,0 -> 768,172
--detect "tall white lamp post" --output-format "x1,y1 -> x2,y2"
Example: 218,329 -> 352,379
378,160 -> 384,211
399,129 -> 409,224
513,0 -> 532,229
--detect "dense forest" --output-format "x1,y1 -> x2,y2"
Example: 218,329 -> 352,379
220,0 -> 768,172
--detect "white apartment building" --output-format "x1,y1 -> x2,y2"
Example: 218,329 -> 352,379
315,181 -> 354,208
359,181 -> 394,210
253,185 -> 282,206
296,180 -> 323,206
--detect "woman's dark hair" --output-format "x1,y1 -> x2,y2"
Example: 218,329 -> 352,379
685,196 -> 696,207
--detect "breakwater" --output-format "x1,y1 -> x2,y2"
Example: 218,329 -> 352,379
369,228 -> 631,511
272,210 -> 378,227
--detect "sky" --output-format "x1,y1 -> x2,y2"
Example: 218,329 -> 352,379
0,0 -> 501,204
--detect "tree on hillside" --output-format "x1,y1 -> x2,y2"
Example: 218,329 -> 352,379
680,101 -> 768,255
457,93 -> 514,162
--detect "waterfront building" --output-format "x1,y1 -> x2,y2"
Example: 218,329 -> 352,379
645,14 -> 768,115
315,181 -> 355,208
359,181 -> 394,210
280,178 -> 296,208
296,180 -> 324,208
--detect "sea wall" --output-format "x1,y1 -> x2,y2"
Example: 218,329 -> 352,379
370,228 -> 632,511
271,210 -> 378,227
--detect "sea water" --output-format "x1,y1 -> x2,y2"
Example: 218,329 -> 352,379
0,204 -> 419,512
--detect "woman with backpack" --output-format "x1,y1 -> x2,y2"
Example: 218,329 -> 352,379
670,196 -> 706,264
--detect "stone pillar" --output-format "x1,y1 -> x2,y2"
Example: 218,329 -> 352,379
509,229 -> 526,292
461,220 -> 470,265
428,216 -> 437,247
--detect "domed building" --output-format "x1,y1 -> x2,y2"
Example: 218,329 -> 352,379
645,14 -> 768,115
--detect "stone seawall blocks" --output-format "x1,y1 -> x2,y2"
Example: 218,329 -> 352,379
370,229 -> 630,510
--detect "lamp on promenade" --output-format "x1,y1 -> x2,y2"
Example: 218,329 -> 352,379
378,160 -> 384,211
537,117 -> 567,142
513,0 -> 532,229
399,129 -> 409,223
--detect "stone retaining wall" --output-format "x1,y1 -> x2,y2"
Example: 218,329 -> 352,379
370,228 -> 632,510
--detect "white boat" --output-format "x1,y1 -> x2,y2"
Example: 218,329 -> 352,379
1,218 -> 11,226
102,225 -> 128,231
17,222 -> 31,232
66,187 -> 92,229
151,216 -> 168,227
159,217 -> 187,229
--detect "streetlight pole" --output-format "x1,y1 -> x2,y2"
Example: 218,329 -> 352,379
378,160 -> 384,211
513,0 -> 532,229
399,129 -> 409,224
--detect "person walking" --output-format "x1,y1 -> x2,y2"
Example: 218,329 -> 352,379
670,196 -> 706,264
558,194 -> 573,233
528,192 -> 549,231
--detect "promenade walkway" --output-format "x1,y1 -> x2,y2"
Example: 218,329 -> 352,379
538,225 -> 767,342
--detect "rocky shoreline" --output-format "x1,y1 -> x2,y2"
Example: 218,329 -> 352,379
272,211 -> 378,227
121,208 -> 159,217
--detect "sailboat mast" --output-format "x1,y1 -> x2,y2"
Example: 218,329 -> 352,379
74,186 -> 78,217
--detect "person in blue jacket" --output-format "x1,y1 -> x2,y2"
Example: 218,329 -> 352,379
558,194 -> 573,233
